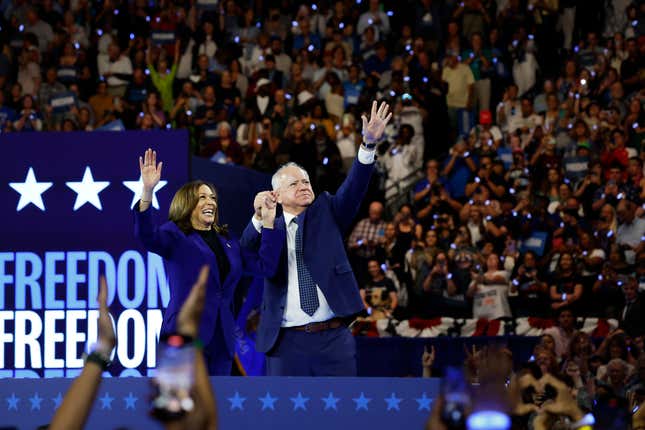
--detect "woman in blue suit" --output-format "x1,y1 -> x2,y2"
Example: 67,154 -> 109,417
134,148 -> 282,375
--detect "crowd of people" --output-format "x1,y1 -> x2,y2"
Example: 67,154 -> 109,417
0,0 -> 642,320
1,0 -> 644,426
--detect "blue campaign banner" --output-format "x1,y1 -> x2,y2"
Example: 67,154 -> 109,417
520,231 -> 548,256
0,131 -> 189,378
0,376 -> 440,430
49,91 -> 77,113
497,147 -> 513,170
96,119 -> 126,131
563,155 -> 589,181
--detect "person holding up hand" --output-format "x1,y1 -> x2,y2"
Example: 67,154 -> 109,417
241,100 -> 392,376
134,148 -> 283,375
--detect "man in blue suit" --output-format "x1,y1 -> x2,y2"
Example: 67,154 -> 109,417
241,101 -> 392,376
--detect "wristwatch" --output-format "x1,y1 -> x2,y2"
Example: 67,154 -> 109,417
362,136 -> 384,151
84,349 -> 112,371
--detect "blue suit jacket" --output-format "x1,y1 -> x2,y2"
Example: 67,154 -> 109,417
134,205 -> 283,356
240,159 -> 374,352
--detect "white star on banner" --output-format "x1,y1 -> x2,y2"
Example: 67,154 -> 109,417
122,175 -> 167,209
66,166 -> 110,210
9,167 -> 53,211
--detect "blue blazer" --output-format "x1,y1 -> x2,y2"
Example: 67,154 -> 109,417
134,205 -> 283,356
241,159 -> 374,352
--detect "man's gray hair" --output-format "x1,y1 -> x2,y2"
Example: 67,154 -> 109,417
271,162 -> 309,190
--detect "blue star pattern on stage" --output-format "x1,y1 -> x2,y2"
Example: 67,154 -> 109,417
6,393 -> 19,411
52,392 -> 63,409
321,392 -> 340,411
290,392 -> 309,411
29,392 -> 43,411
352,392 -> 371,411
384,393 -> 402,411
415,393 -> 433,411
258,392 -> 278,411
99,392 -> 114,410
123,392 -> 138,410
228,392 -> 246,411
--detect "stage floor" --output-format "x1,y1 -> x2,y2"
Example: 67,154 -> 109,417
1,376 -> 439,429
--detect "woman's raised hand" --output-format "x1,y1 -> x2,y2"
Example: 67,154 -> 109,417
139,148 -> 163,193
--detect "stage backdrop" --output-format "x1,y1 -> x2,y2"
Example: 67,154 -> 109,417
0,131 -> 189,378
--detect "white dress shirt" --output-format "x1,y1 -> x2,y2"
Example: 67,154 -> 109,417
251,146 -> 375,326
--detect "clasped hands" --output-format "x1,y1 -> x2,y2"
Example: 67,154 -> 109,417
253,191 -> 277,229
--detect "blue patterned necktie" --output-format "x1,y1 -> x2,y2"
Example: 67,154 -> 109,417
292,217 -> 319,316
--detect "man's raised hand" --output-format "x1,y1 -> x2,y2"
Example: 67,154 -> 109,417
254,191 -> 276,220
361,100 -> 392,144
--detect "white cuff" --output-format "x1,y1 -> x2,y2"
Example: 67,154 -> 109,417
357,146 -> 376,164
251,216 -> 262,233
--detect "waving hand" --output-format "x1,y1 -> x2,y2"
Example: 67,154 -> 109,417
361,101 -> 392,145
138,148 -> 163,211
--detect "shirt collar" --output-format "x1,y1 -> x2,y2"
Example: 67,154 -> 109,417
283,210 -> 298,227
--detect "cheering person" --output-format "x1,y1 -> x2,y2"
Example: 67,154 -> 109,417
134,148 -> 283,375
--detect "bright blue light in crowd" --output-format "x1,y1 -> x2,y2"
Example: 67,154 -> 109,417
387,10 -> 393,16
19,25 -> 24,32
130,33 -> 135,40
467,411 -> 511,430
323,157 -> 329,165
234,36 -> 240,43
311,4 -> 318,11
114,9 -> 119,15
308,44 -> 314,52
422,76 -> 429,83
